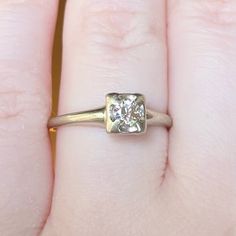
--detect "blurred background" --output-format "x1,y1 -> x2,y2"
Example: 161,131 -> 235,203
51,0 -> 66,154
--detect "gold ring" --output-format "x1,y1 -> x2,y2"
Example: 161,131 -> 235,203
48,93 -> 172,134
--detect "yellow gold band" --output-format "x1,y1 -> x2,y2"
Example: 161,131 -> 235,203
48,93 -> 172,134
48,108 -> 172,131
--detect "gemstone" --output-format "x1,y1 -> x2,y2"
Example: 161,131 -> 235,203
107,94 -> 146,133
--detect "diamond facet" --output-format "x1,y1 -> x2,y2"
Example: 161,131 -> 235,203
106,93 -> 146,134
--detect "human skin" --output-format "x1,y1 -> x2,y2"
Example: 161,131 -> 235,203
0,0 -> 235,235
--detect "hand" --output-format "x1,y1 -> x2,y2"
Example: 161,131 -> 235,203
0,1 -> 235,236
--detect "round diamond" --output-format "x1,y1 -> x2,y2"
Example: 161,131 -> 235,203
110,95 -> 145,133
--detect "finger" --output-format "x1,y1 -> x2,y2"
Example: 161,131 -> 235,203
168,0 -> 236,234
0,1 -> 58,235
46,0 -> 168,235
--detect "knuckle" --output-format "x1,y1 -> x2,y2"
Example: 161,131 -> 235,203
0,90 -> 50,121
0,91 -> 24,119
75,1 -> 163,53
0,68 -> 51,134
171,0 -> 236,26
198,0 -> 236,26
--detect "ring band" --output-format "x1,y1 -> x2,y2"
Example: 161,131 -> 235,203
48,93 -> 172,134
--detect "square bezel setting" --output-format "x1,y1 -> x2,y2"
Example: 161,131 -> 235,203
105,93 -> 147,134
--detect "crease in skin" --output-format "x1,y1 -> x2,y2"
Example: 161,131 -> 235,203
90,39 -> 151,52
69,1 -> 162,56
158,0 -> 169,188
0,86 -> 50,136
82,0 -> 148,13
0,63 -> 51,127
199,0 -> 236,26
159,155 -> 169,187
170,1 -> 236,26
0,91 -> 23,119
0,0 -> 28,5
0,0 -> 50,8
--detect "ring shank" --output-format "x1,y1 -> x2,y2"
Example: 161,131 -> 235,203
146,110 -> 172,127
48,108 -> 105,131
48,107 -> 172,131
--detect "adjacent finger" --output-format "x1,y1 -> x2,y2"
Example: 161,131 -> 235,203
0,1 -> 58,235
168,1 -> 236,234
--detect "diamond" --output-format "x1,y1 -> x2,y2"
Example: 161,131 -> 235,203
106,93 -> 146,134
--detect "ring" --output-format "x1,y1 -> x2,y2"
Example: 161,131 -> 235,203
48,93 -> 172,134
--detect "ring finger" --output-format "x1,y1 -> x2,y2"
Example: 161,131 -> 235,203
46,1 -> 169,235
